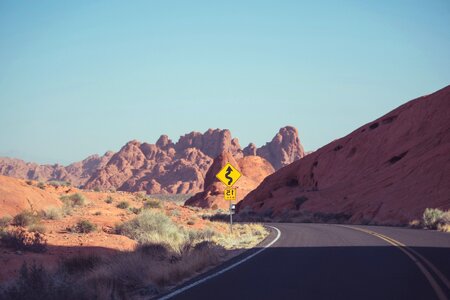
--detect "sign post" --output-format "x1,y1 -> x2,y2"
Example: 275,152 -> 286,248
216,163 -> 241,234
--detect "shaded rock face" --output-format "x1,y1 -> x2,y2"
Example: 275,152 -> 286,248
185,152 -> 275,209
0,152 -> 113,187
238,86 -> 450,226
1,127 -> 304,195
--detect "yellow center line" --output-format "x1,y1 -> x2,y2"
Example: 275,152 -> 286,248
341,225 -> 448,300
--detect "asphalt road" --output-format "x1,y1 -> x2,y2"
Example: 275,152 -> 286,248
161,223 -> 450,300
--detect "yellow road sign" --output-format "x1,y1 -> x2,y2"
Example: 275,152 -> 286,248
216,163 -> 241,187
224,188 -> 237,201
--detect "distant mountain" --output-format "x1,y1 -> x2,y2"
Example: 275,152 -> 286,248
0,126 -> 305,194
238,86 -> 450,225
84,126 -> 305,194
0,152 -> 113,187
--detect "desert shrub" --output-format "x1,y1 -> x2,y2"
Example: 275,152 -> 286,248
70,220 -> 97,234
61,255 -> 102,275
116,201 -> 130,209
28,223 -> 47,234
37,182 -> 46,189
129,207 -> 141,214
48,180 -> 71,187
104,196 -> 114,204
25,180 -> 33,185
134,191 -> 149,201
143,199 -> 162,209
0,227 -> 47,252
0,215 -> 12,229
115,210 -> 186,251
93,187 -> 101,192
13,211 -> 39,227
1,262 -> 83,300
187,219 -> 195,226
423,208 -> 444,229
93,211 -> 102,216
60,193 -> 86,207
43,207 -> 62,220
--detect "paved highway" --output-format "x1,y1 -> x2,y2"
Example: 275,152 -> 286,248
160,223 -> 450,300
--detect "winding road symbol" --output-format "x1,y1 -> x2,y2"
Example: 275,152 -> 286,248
225,166 -> 233,185
216,163 -> 241,187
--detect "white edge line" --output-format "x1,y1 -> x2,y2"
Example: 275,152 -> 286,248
158,225 -> 281,300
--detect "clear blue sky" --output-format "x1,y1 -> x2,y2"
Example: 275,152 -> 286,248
1,1 -> 449,165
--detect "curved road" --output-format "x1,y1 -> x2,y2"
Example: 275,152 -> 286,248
161,223 -> 450,300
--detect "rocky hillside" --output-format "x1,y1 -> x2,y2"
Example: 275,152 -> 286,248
238,86 -> 450,225
84,127 -> 304,194
0,152 -> 113,187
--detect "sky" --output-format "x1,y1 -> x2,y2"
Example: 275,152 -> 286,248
0,1 -> 449,165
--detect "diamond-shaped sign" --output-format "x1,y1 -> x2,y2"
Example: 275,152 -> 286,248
216,163 -> 241,187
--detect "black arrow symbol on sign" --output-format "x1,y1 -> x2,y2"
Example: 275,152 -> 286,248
225,166 -> 233,185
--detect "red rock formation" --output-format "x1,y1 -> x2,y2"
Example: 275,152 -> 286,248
256,126 -> 305,170
238,86 -> 450,225
185,152 -> 275,209
2,127 -> 304,195
0,152 -> 113,187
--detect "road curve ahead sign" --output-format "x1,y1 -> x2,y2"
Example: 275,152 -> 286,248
216,163 -> 241,187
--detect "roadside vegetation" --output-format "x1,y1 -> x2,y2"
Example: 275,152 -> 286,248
0,191 -> 269,299
422,208 -> 450,232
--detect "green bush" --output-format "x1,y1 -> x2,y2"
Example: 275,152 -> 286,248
60,193 -> 86,207
13,211 -> 39,227
73,220 -> 97,234
423,208 -> 443,229
116,201 -> 130,209
115,210 -> 186,251
143,199 -> 162,209
105,196 -> 114,204
423,208 -> 447,229
37,182 -> 46,190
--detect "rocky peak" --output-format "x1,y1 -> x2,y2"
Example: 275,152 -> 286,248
252,126 -> 305,170
156,135 -> 173,149
175,129 -> 242,158
243,143 -> 257,156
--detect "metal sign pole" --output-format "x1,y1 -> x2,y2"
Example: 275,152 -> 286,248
230,199 -> 233,234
